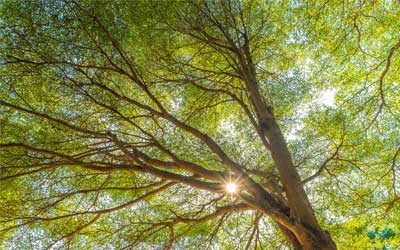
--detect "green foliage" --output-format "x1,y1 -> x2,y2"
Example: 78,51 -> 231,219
0,0 -> 399,249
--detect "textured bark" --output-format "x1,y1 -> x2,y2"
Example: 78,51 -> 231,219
241,51 -> 337,249
277,223 -> 303,250
277,220 -> 337,250
255,102 -> 337,250
297,229 -> 337,250
260,118 -> 337,250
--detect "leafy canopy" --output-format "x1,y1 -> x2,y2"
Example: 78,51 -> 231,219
0,0 -> 399,249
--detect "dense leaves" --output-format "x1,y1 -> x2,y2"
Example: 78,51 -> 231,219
0,0 -> 399,249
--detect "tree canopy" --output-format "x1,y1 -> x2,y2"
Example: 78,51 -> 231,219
0,1 -> 399,249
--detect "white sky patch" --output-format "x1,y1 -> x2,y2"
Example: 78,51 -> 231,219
286,128 -> 300,141
316,89 -> 337,107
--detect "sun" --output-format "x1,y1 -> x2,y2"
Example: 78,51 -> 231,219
226,183 -> 237,193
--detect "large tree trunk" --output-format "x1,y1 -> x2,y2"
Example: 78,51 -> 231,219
259,113 -> 337,250
241,54 -> 337,249
282,223 -> 337,250
256,103 -> 337,250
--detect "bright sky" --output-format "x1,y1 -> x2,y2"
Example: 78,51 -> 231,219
317,89 -> 337,107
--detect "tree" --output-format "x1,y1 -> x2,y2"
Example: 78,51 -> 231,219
0,1 -> 399,249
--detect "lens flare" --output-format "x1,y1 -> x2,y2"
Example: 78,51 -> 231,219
226,183 -> 237,193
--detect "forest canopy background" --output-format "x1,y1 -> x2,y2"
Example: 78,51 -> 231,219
0,0 -> 399,249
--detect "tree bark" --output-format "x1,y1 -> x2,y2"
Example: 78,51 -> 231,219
241,52 -> 337,250
276,219 -> 337,250
253,101 -> 337,250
